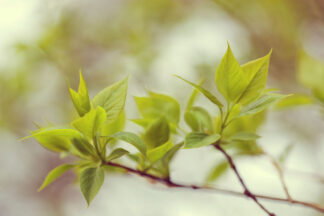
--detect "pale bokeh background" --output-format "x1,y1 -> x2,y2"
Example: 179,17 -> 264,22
0,0 -> 323,216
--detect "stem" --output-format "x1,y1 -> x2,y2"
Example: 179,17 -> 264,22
104,161 -> 324,213
214,144 -> 275,216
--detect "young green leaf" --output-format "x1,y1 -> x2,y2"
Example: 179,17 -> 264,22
240,93 -> 285,117
215,44 -> 248,102
184,132 -> 221,149
71,138 -> 96,157
206,161 -> 229,183
72,106 -> 107,138
174,75 -> 223,108
110,131 -> 146,155
229,132 -> 260,141
92,76 -> 128,121
38,164 -> 74,191
80,167 -> 105,206
22,128 -> 81,152
106,148 -> 129,161
131,118 -> 178,133
186,79 -> 204,111
143,117 -> 170,149
69,70 -> 91,116
274,94 -> 313,109
147,140 -> 173,163
101,111 -> 125,136
238,51 -> 272,105
135,91 -> 180,124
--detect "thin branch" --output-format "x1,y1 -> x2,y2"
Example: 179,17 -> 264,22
214,144 -> 275,216
263,152 -> 292,200
104,161 -> 324,214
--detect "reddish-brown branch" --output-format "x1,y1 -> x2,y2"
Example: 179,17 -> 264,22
105,161 -> 324,214
214,144 -> 275,216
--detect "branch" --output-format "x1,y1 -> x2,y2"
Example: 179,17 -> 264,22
214,144 -> 275,216
105,161 -> 324,214
263,152 -> 292,200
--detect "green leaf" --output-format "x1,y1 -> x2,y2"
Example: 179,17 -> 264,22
80,167 -> 105,206
274,94 -> 313,109
174,75 -> 223,108
69,70 -> 91,117
229,132 -> 260,141
184,132 -> 221,149
71,138 -> 96,157
38,164 -> 74,191
240,93 -> 285,117
110,132 -> 146,155
101,111 -> 125,136
135,91 -> 180,124
131,118 -> 177,133
206,161 -> 229,183
21,127 -> 81,152
238,51 -> 272,105
143,117 -> 170,149
186,79 -> 204,111
147,140 -> 173,163
215,44 -> 248,102
72,106 -> 107,138
92,76 -> 128,121
106,148 -> 129,161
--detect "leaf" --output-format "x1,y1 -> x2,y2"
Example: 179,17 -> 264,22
101,111 -> 125,136
135,91 -> 180,124
71,138 -> 96,157
147,140 -> 173,163
206,161 -> 229,183
110,132 -> 146,155
186,79 -> 204,111
274,94 -> 313,109
143,117 -> 170,149
151,143 -> 183,177
278,144 -> 294,164
229,132 -> 260,141
185,107 -> 213,133
80,167 -> 105,205
131,118 -> 177,133
92,76 -> 128,121
215,44 -> 248,102
38,164 -> 74,191
240,93 -> 285,117
184,132 -> 221,149
238,51 -> 272,105
106,148 -> 129,161
21,127 -> 81,152
174,75 -> 223,108
72,106 -> 107,138
69,70 -> 91,117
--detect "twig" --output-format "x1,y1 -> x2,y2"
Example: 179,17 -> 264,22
214,144 -> 276,216
105,161 -> 324,213
263,152 -> 292,200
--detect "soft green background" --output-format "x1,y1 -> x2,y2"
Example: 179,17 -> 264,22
0,0 -> 323,215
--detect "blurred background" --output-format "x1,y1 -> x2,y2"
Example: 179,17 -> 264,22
0,0 -> 323,215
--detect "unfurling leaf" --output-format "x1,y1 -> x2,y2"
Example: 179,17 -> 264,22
147,140 -> 173,163
184,132 -> 221,149
92,76 -> 128,121
69,71 -> 91,116
38,164 -> 74,191
185,106 -> 213,133
215,44 -> 248,102
240,93 -> 285,117
274,94 -> 313,109
71,138 -> 96,157
80,167 -> 105,205
72,106 -> 107,138
143,117 -> 170,149
106,148 -> 129,161
174,75 -> 223,108
135,91 -> 180,124
110,131 -> 146,155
